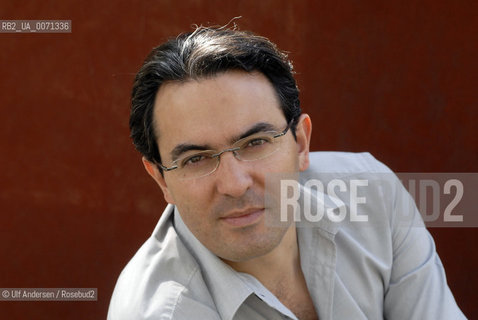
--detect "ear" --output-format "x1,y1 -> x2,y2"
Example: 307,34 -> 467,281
142,157 -> 175,204
294,114 -> 312,172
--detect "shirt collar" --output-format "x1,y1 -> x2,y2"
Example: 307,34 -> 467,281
295,182 -> 343,235
173,207 -> 253,320
171,183 -> 343,320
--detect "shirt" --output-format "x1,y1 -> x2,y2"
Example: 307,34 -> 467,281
108,152 -> 466,320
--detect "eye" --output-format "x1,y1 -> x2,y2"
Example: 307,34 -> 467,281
182,154 -> 208,167
246,137 -> 272,148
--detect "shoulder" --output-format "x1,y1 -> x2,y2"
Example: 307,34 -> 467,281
304,151 -> 401,231
107,210 -> 217,320
302,152 -> 402,315
303,152 -> 398,218
306,151 -> 392,174
302,152 -> 403,276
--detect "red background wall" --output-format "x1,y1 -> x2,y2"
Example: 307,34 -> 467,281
1,1 -> 476,318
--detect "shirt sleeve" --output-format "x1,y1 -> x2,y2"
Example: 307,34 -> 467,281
382,167 -> 467,319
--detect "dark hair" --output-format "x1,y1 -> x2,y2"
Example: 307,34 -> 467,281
130,26 -> 301,166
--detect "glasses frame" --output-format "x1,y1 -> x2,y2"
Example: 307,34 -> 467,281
156,120 -> 293,177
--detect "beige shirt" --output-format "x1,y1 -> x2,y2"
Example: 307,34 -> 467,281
108,152 -> 466,320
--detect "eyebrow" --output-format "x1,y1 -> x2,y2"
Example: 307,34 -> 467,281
233,122 -> 278,141
170,143 -> 213,162
169,122 -> 280,162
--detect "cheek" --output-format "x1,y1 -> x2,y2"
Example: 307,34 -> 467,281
284,140 -> 301,170
168,180 -> 215,217
268,145 -> 300,172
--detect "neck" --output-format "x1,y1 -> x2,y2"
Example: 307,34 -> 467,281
223,225 -> 318,320
224,224 -> 301,290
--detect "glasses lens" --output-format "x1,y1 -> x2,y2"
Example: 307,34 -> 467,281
171,129 -> 287,179
236,132 -> 281,161
177,152 -> 218,179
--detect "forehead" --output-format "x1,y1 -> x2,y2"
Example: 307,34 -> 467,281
153,71 -> 286,159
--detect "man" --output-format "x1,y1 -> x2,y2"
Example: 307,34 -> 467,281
108,26 -> 466,319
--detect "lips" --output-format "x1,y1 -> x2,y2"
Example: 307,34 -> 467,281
220,208 -> 264,227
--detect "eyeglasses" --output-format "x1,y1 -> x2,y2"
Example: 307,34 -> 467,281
157,121 -> 292,180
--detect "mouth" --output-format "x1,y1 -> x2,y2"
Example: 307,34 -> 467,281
219,208 -> 265,227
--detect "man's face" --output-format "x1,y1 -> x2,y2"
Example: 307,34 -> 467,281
145,70 -> 311,262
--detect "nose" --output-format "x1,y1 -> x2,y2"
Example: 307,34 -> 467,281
214,151 -> 253,198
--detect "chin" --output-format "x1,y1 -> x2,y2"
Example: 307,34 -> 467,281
218,227 -> 288,262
